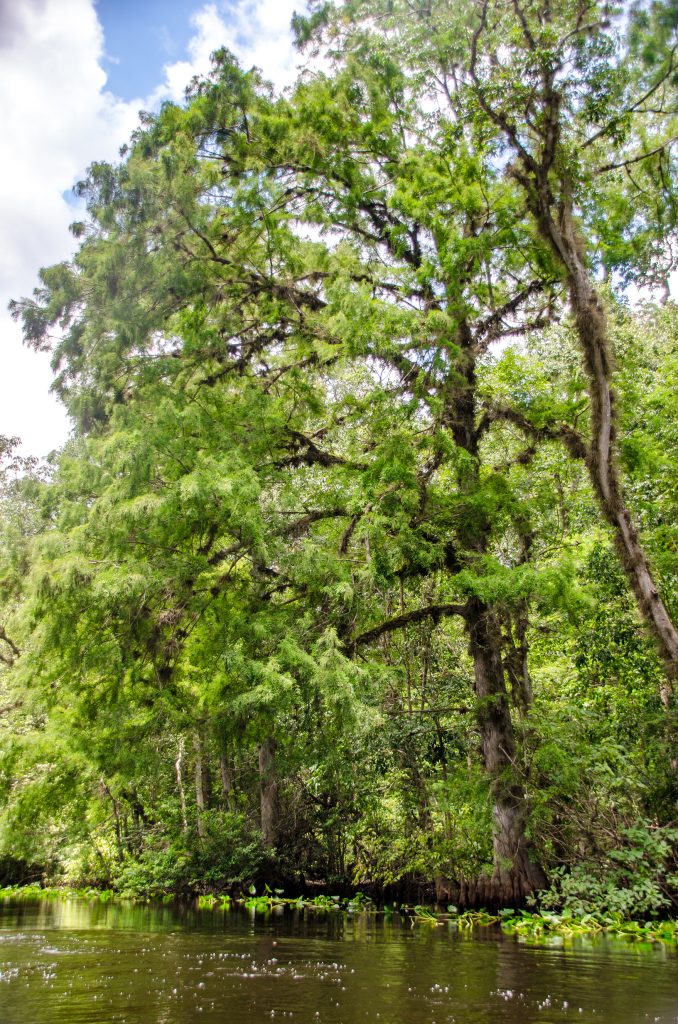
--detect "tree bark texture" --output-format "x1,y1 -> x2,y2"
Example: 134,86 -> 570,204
545,200 -> 678,697
175,736 -> 188,834
500,603 -> 534,716
460,598 -> 547,909
504,148 -> 678,708
194,731 -> 207,841
220,754 -> 237,812
259,736 -> 279,848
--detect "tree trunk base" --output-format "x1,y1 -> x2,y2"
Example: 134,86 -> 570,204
458,862 -> 546,911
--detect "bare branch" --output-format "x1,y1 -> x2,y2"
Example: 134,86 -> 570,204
582,49 -> 678,149
0,627 -> 20,661
595,138 -> 677,176
474,278 -> 556,346
477,403 -> 588,461
275,430 -> 368,470
353,602 -> 468,648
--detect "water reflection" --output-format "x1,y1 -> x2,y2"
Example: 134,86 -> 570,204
0,899 -> 676,1023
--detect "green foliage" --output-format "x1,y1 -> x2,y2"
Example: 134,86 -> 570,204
0,0 -> 677,918
106,814 -> 269,899
500,908 -> 678,944
539,823 -> 678,918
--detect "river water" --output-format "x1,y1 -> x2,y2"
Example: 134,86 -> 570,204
0,898 -> 676,1023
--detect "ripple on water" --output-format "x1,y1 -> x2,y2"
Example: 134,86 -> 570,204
0,900 -> 676,1024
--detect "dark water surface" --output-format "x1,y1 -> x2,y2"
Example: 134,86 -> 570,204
0,899 -> 676,1023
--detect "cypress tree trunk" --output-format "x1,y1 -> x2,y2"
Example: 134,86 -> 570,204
461,597 -> 546,909
175,737 -> 188,834
446,331 -> 546,907
501,605 -> 534,717
220,754 -> 236,812
258,736 -> 279,848
194,732 -> 207,842
103,783 -> 124,862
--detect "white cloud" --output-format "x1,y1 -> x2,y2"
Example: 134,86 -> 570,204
0,0 -> 143,458
212,0 -> 302,89
149,0 -> 301,105
148,5 -> 229,104
0,0 -> 302,460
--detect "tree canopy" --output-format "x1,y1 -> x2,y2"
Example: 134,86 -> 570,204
1,0 -> 677,911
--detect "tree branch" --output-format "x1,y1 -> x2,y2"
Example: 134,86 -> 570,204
474,278 -> 555,346
352,602 -> 468,648
275,430 -> 367,470
595,138 -> 677,176
477,403 -> 588,461
582,50 -> 678,149
0,627 -> 20,662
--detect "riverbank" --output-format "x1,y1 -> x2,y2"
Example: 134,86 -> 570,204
2,884 -> 676,946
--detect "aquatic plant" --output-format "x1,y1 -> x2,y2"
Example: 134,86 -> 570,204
499,909 -> 678,945
412,906 -> 440,925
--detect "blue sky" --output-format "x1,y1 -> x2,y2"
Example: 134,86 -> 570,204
96,0 -> 201,100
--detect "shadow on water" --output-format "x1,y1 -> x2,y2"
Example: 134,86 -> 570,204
0,898 -> 676,1023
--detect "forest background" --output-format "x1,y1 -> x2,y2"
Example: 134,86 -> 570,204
1,0 -> 677,916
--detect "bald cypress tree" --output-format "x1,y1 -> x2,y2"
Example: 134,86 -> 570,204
7,2 -> 677,903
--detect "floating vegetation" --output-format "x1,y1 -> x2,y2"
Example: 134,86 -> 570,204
411,906 -> 440,925
0,885 -> 117,902
1,885 -> 676,945
449,909 -> 500,928
196,893 -> 218,908
307,893 -> 342,910
498,909 -> 678,944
